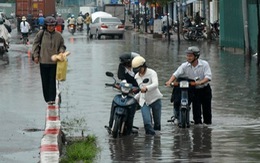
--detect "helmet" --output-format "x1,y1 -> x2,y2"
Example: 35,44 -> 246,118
120,81 -> 132,94
119,52 -> 140,64
185,46 -> 200,58
132,56 -> 146,68
71,14 -> 74,18
44,16 -> 57,26
0,18 -> 3,24
22,16 -> 26,21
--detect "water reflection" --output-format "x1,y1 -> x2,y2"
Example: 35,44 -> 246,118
172,126 -> 212,162
191,126 -> 212,159
0,53 -> 9,65
108,135 -> 163,162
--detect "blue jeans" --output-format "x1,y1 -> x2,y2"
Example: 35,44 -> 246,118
141,99 -> 161,134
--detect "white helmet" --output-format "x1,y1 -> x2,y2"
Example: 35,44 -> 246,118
132,56 -> 146,68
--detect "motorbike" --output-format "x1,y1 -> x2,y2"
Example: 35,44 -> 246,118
104,71 -> 148,138
68,24 -> 76,35
55,24 -> 63,33
183,23 -> 206,41
167,78 -> 195,128
77,23 -> 83,32
0,37 -> 7,55
210,19 -> 220,39
172,21 -> 179,33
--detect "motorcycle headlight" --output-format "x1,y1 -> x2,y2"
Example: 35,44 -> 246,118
120,82 -> 132,94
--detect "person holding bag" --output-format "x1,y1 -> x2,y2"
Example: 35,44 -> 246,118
31,16 -> 66,105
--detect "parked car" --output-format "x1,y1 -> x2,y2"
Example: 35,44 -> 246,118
89,16 -> 125,39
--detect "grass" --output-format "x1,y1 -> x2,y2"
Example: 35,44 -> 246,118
60,135 -> 100,163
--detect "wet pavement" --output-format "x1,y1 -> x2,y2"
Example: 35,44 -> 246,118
1,26 -> 260,163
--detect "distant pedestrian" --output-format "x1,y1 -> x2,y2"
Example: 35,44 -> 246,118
85,13 -> 91,34
20,16 -> 30,41
149,16 -> 154,33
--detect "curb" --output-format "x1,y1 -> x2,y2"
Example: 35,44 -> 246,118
40,91 -> 63,163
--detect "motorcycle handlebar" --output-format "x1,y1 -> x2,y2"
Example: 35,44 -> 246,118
170,81 -> 196,87
105,83 -> 115,87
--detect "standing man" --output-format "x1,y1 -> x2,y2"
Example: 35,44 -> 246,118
165,46 -> 212,125
31,16 -> 66,105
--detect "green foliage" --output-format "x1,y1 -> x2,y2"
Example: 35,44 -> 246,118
60,135 -> 100,163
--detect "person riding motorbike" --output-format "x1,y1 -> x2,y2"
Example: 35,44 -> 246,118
67,14 -> 76,31
76,14 -> 84,31
0,17 -> 10,52
38,13 -> 45,29
0,13 -> 11,33
56,13 -> 65,33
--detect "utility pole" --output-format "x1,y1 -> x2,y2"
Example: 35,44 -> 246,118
257,0 -> 260,66
242,0 -> 250,56
205,0 -> 211,40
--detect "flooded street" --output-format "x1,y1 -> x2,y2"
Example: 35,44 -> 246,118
1,28 -> 260,162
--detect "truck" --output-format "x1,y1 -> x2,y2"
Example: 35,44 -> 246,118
16,0 -> 56,32
80,6 -> 97,18
104,4 -> 125,24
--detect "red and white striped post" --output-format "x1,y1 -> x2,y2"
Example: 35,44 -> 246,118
40,88 -> 62,163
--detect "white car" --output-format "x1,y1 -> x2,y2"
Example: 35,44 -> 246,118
89,16 -> 125,39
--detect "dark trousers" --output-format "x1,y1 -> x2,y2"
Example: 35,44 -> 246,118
192,84 -> 212,124
40,64 -> 57,103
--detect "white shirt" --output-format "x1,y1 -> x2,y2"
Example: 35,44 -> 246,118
134,68 -> 163,106
162,15 -> 172,26
173,59 -> 212,88
20,21 -> 30,33
0,24 -> 10,42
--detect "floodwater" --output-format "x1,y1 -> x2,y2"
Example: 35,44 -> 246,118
0,28 -> 260,163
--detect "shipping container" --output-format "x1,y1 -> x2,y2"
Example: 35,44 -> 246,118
16,0 -> 56,32
104,4 -> 125,24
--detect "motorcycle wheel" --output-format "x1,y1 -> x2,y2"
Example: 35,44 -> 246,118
173,26 -> 178,33
183,31 -> 190,41
186,108 -> 190,128
210,31 -> 218,40
112,116 -> 121,138
180,109 -> 187,128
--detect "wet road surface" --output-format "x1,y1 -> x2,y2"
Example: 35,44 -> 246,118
0,28 -> 260,162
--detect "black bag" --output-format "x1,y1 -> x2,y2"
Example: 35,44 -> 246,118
32,30 -> 44,61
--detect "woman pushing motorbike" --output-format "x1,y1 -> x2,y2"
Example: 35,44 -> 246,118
132,56 -> 163,135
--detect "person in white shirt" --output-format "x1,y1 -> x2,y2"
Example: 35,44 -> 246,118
165,46 -> 212,125
0,17 -> 10,51
161,13 -> 172,34
20,16 -> 30,41
132,56 -> 163,135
